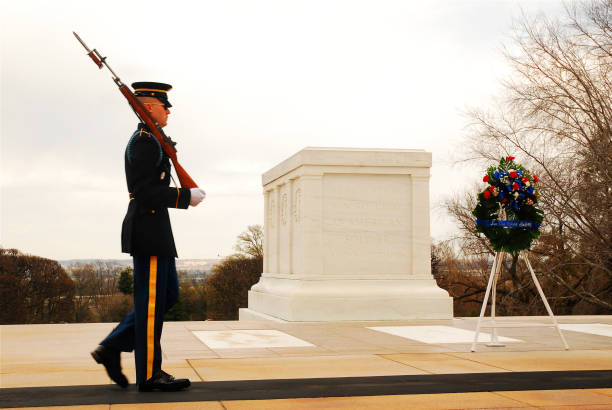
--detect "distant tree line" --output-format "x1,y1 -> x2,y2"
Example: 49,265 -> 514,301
0,248 -> 75,324
0,225 -> 263,324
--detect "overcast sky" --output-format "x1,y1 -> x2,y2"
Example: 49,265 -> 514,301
1,0 -> 566,260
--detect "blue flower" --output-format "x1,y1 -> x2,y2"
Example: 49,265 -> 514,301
527,187 -> 534,194
499,192 -> 505,200
494,171 -> 500,180
511,201 -> 519,211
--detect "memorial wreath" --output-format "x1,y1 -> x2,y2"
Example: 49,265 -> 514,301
472,156 -> 544,254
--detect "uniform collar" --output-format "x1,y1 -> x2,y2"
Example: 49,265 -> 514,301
137,123 -> 151,132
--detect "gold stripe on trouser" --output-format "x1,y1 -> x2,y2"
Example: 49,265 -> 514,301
147,256 -> 158,380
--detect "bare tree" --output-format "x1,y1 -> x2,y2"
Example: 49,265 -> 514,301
233,225 -> 264,259
455,0 -> 611,312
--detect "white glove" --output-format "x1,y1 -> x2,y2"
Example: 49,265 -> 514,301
190,188 -> 206,206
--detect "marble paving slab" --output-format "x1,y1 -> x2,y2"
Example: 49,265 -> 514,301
559,323 -> 612,338
192,330 -> 314,349
367,325 -> 523,344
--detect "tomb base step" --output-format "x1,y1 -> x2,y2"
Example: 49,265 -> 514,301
246,274 -> 453,322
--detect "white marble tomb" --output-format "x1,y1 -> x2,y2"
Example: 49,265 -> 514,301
240,147 -> 453,321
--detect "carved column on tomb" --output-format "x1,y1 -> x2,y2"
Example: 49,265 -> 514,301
411,173 -> 432,278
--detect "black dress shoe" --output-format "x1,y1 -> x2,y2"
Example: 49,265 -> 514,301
91,344 -> 128,388
138,370 -> 191,392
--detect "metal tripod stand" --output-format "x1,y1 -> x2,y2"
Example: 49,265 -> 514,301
470,250 -> 569,352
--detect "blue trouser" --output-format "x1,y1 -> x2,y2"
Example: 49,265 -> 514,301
101,255 -> 179,384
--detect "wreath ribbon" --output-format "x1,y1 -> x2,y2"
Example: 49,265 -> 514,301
475,220 -> 541,229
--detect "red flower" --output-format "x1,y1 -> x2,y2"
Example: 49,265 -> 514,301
512,182 -> 519,191
483,175 -> 489,182
502,198 -> 508,203
533,175 -> 539,183
522,177 -> 528,183
489,185 -> 496,193
506,156 -> 515,161
509,171 -> 518,178
484,190 -> 491,199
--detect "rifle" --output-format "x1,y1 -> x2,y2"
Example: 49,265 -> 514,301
73,32 -> 198,189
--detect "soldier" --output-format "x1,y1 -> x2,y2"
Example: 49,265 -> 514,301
91,82 -> 206,392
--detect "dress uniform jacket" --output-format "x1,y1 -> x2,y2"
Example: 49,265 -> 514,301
121,123 -> 191,257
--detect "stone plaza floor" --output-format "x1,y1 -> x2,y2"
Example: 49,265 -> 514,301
1,315 -> 611,409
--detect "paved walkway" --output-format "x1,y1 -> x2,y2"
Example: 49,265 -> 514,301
1,316 -> 612,409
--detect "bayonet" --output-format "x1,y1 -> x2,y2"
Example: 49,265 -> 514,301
73,31 -> 123,86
